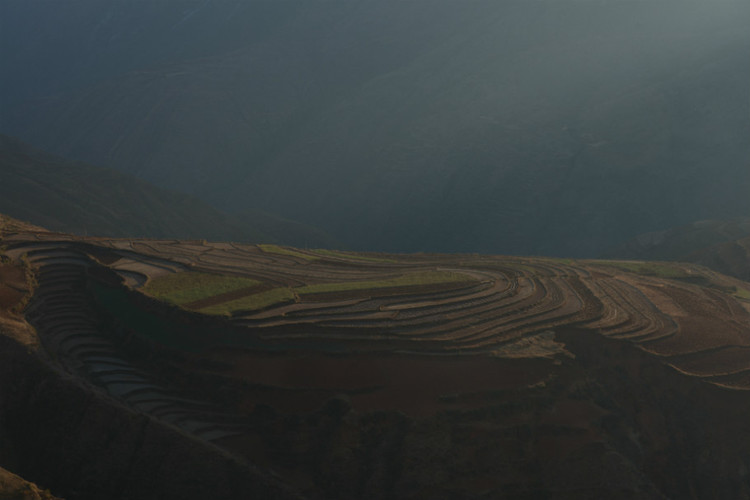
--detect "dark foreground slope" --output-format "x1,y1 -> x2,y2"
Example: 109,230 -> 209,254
3,221 -> 750,498
0,219 -> 300,500
0,467 -> 60,500
0,135 -> 331,246
3,0 -> 749,256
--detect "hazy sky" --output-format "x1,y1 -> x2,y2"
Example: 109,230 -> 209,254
1,0 -> 749,256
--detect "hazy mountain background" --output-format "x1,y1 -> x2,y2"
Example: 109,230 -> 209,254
0,134 -> 332,245
606,217 -> 750,280
2,0 -> 749,256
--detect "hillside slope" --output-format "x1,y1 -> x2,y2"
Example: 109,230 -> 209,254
606,218 -> 750,281
0,466 -> 61,500
688,236 -> 750,282
3,222 -> 750,498
2,0 -> 749,256
0,135 -> 331,246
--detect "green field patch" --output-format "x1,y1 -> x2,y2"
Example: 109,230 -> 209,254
310,248 -> 397,263
143,272 -> 261,306
258,244 -> 318,261
296,270 -> 474,295
199,287 -> 296,315
734,287 -> 750,300
148,270 -> 475,316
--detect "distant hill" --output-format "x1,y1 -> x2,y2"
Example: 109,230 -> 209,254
691,236 -> 750,282
2,0 -> 749,256
0,135 -> 332,245
604,218 -> 750,281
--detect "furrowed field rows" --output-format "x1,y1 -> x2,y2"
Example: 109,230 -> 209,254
279,281 -> 500,324
4,229 -> 750,385
14,242 -> 251,444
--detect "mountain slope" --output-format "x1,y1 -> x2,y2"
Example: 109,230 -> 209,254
605,218 -> 750,281
2,0 -> 749,256
3,224 -> 750,498
691,236 -> 750,282
0,135 -> 331,245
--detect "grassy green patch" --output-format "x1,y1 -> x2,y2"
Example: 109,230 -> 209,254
597,260 -> 693,279
143,269 -> 475,316
310,248 -> 397,263
734,287 -> 750,300
297,270 -> 473,295
258,244 -> 318,261
199,287 -> 296,315
143,272 -> 261,305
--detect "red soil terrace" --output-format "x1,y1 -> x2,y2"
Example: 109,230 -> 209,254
3,223 -> 750,499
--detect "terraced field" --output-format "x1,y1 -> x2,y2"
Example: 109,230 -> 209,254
14,247 -> 248,443
4,231 -> 750,384
3,225 -> 750,499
